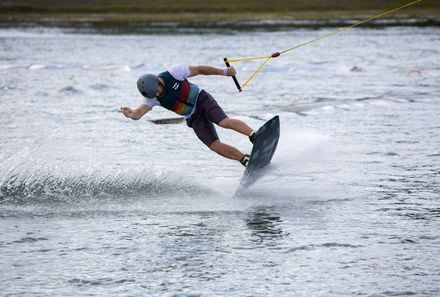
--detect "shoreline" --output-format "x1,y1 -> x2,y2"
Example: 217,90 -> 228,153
1,12 -> 439,34
1,0 -> 439,25
1,8 -> 440,23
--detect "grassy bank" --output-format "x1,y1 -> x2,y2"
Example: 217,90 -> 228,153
1,0 -> 440,22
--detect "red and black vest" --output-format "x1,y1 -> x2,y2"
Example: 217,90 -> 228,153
157,71 -> 200,116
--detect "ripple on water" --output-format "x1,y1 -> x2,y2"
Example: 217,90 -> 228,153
58,85 -> 82,94
11,237 -> 48,244
69,278 -> 135,287
285,242 -> 363,253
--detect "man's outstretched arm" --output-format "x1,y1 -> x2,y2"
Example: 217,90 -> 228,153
188,65 -> 236,77
120,104 -> 151,120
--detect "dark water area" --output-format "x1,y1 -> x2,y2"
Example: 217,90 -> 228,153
0,23 -> 439,296
1,16 -> 440,35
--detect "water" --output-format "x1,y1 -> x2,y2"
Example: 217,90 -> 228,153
1,24 -> 440,296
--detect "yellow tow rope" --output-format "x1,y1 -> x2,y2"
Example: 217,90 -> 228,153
224,0 -> 423,92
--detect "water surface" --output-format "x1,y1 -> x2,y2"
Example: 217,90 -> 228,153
1,25 -> 439,296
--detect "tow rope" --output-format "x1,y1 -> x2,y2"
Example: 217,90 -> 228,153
223,0 -> 423,92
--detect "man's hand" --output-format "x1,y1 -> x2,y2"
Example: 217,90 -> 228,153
120,104 -> 151,120
120,106 -> 134,119
225,66 -> 236,76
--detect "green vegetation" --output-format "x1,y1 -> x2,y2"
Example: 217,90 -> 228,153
1,0 -> 439,22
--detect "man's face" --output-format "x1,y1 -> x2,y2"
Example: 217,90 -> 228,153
156,77 -> 165,97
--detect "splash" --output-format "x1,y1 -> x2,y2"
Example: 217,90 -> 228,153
0,150 -> 212,205
274,128 -> 330,165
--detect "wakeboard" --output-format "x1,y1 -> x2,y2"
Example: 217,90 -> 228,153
238,115 -> 280,190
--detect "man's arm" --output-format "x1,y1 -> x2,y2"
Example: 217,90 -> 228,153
188,65 -> 236,77
120,104 -> 151,120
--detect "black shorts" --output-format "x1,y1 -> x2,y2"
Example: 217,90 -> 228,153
186,90 -> 227,147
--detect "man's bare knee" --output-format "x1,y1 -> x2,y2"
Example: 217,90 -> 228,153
209,140 -> 221,152
218,118 -> 230,128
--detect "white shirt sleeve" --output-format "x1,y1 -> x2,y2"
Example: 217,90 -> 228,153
142,97 -> 160,108
168,64 -> 190,81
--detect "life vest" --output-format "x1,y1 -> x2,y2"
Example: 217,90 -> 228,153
157,71 -> 200,116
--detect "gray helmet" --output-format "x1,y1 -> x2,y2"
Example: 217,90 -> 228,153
137,74 -> 158,98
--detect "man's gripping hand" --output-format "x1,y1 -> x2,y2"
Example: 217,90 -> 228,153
225,66 -> 236,76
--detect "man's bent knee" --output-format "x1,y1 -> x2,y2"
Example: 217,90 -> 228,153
209,140 -> 221,152
218,118 -> 230,128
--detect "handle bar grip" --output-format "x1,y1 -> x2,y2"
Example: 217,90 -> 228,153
224,57 -> 242,92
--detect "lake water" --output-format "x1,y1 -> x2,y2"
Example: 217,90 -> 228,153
1,23 -> 439,296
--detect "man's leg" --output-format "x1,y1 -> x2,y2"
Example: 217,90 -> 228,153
196,91 -> 254,138
209,140 -> 244,161
188,91 -> 252,165
218,117 -> 253,137
187,114 -> 245,161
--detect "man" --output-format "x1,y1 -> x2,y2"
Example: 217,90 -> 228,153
120,64 -> 256,166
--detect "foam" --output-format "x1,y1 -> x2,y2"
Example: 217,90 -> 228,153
274,129 -> 330,165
